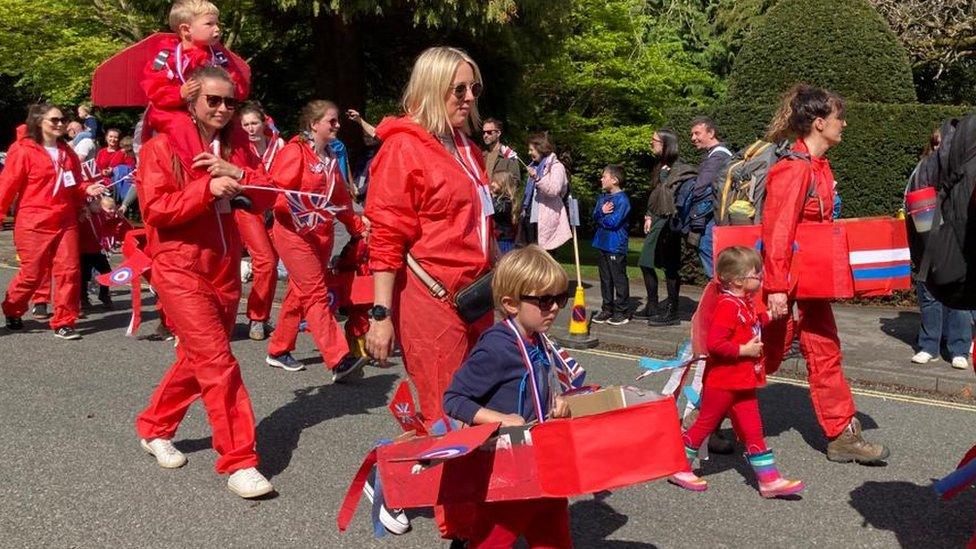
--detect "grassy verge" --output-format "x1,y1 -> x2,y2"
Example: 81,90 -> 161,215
551,237 -> 646,282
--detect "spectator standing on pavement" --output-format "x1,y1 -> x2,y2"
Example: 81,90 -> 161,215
67,121 -> 97,164
345,109 -> 378,202
905,128 -> 971,370
524,132 -> 572,251
687,116 -> 732,278
591,164 -> 632,326
490,172 -> 517,255
761,84 -> 889,465
636,129 -> 697,325
77,103 -> 101,143
95,128 -> 135,196
482,117 -> 520,193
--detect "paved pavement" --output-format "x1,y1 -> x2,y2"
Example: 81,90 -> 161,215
2,261 -> 976,547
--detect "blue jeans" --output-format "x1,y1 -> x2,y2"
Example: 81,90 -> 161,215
916,280 -> 972,357
698,220 -> 715,279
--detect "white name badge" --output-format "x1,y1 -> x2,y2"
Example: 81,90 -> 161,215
215,198 -> 232,214
61,171 -> 77,188
480,186 -> 495,217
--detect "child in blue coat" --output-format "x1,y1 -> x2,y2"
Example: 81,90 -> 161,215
591,164 -> 632,325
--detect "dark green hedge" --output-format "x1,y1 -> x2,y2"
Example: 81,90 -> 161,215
728,0 -> 916,104
665,101 -> 969,218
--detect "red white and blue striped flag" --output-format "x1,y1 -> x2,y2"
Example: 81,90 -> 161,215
841,217 -> 912,297
542,334 -> 586,392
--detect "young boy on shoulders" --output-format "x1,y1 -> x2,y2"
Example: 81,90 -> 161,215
140,1 -> 250,155
443,245 -> 575,548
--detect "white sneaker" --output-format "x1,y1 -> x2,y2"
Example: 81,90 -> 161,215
363,474 -> 410,534
911,351 -> 936,364
227,467 -> 274,499
140,438 -> 187,469
952,356 -> 970,370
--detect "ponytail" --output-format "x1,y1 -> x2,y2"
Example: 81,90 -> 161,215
765,84 -> 845,142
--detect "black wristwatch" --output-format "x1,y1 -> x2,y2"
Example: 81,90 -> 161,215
368,305 -> 390,322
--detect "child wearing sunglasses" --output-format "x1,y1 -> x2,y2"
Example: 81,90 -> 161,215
669,246 -> 804,498
140,1 -> 250,158
443,244 -> 574,547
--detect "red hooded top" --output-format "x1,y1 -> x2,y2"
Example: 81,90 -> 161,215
0,128 -> 91,230
365,116 -> 492,294
761,139 -> 835,293
136,131 -> 272,278
140,35 -> 249,110
269,136 -> 364,237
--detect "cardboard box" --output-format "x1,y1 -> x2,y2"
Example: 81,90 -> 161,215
565,385 -> 664,418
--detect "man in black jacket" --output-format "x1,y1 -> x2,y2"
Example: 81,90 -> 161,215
689,116 -> 732,278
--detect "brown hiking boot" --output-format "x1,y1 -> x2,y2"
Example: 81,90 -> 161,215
826,417 -> 890,464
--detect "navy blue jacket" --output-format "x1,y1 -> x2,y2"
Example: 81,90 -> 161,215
591,190 -> 631,254
444,322 -> 552,424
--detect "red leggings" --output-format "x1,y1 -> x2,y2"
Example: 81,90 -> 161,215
469,498 -> 573,548
684,387 -> 768,454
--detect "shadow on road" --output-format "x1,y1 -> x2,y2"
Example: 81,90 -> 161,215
879,312 -> 919,348
849,481 -> 974,548
569,496 -> 659,548
255,373 -> 399,479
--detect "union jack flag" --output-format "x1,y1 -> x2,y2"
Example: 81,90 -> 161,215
285,190 -> 345,232
543,334 -> 586,392
499,144 -> 519,161
81,159 -> 98,182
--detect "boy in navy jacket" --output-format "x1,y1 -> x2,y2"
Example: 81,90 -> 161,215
591,164 -> 632,325
443,245 -> 574,548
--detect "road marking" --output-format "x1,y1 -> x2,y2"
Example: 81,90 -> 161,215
573,347 -> 976,413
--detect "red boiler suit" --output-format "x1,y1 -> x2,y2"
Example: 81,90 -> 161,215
0,136 -> 92,329
133,133 -> 272,474
366,117 -> 494,540
235,135 -> 284,324
266,137 -> 365,368
365,117 -> 494,425
760,138 -> 857,439
140,35 -> 251,168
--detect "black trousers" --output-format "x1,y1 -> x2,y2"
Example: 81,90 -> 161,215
597,250 -> 630,315
81,252 -> 111,300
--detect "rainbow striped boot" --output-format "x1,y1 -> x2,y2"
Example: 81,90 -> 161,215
668,445 -> 708,492
747,450 -> 804,498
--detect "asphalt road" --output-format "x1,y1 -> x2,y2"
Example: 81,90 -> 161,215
1,264 -> 975,548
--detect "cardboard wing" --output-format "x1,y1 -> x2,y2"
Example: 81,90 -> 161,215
838,217 -> 911,296
323,271 -> 374,307
376,398 -> 686,509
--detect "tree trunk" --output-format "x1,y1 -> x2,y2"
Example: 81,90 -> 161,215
312,12 -> 366,166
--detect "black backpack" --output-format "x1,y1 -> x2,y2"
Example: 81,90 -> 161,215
919,113 -> 976,309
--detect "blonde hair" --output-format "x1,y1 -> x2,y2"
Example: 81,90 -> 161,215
492,245 -> 568,310
401,46 -> 483,136
169,0 -> 219,33
299,100 -> 338,133
716,246 -> 763,285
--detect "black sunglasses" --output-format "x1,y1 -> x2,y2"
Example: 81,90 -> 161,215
46,117 -> 68,125
452,82 -> 483,100
204,95 -> 239,110
520,292 -> 569,310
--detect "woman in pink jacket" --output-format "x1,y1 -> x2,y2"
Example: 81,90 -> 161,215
525,133 -> 572,251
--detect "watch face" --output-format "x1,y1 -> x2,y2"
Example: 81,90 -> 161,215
370,305 -> 388,320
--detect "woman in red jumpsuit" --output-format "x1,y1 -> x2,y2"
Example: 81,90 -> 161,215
236,102 -> 283,341
133,66 -> 275,499
761,84 -> 889,464
264,100 -> 367,379
364,46 -> 495,539
0,104 -> 106,339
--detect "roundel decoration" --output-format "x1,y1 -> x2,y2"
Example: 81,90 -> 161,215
418,445 -> 468,460
110,267 -> 135,285
326,289 -> 338,311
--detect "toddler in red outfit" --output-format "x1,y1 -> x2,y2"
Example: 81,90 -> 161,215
669,246 -> 804,498
140,1 -> 250,160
